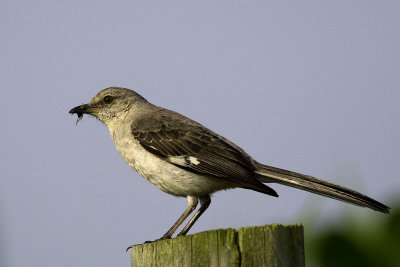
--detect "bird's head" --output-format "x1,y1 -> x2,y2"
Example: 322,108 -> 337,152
69,87 -> 148,125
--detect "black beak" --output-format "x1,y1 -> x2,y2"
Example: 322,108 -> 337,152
69,104 -> 92,125
69,104 -> 90,115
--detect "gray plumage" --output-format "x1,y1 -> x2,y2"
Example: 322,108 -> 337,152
69,87 -> 390,242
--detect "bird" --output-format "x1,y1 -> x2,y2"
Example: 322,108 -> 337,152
69,87 -> 390,242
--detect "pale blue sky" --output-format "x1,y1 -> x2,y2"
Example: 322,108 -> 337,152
1,1 -> 399,266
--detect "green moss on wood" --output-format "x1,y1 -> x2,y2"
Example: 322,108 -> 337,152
131,224 -> 304,267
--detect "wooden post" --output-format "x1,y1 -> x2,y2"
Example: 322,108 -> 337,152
131,224 -> 304,267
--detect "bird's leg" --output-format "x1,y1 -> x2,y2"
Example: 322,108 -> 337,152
177,195 -> 211,237
160,196 -> 198,240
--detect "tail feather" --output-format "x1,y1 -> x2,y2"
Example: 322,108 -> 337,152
255,162 -> 390,214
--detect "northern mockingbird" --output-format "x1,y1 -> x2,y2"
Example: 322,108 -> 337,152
69,87 -> 389,241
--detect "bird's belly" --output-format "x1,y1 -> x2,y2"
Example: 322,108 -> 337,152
134,158 -> 232,197
111,130 -> 233,197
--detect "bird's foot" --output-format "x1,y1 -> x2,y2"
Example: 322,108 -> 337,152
176,232 -> 187,237
126,235 -> 172,252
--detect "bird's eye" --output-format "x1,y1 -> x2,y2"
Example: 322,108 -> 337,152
103,95 -> 114,104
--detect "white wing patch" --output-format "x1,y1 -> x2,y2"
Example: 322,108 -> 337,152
168,155 -> 201,166
188,156 -> 200,165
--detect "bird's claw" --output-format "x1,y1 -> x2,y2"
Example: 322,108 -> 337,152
126,236 -> 172,252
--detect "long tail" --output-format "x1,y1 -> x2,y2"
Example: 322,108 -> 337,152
255,162 -> 390,213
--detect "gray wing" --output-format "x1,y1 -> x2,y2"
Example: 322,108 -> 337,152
131,110 -> 278,196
